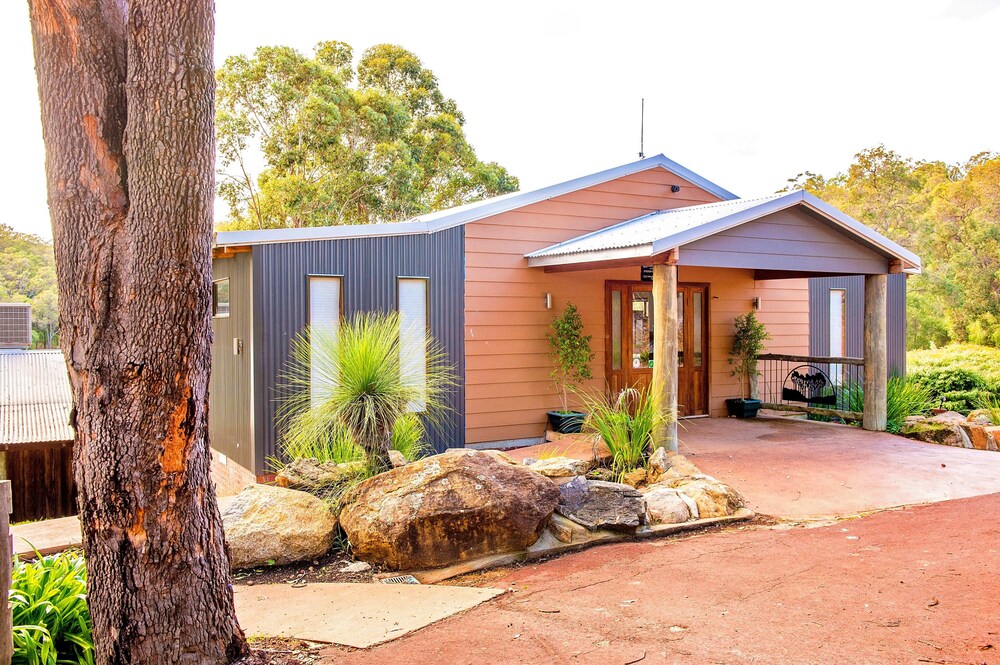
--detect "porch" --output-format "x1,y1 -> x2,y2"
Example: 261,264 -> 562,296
524,190 -> 922,449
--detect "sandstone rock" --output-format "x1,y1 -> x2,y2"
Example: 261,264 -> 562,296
482,449 -> 517,465
389,450 -> 408,468
275,458 -> 364,493
339,449 -> 559,570
643,486 -> 692,525
555,477 -> 646,531
522,457 -> 539,466
528,456 -> 591,478
223,484 -> 337,569
647,449 -> 702,483
960,422 -> 992,451
984,426 -> 1000,452
620,468 -> 648,488
664,476 -> 744,518
339,561 -> 372,574
928,411 -> 968,425
966,409 -> 993,426
902,420 -> 964,448
586,468 -> 617,482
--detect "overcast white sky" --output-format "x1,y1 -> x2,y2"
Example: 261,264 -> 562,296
3,0 -> 999,239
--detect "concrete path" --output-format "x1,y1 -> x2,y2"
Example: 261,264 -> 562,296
321,492 -> 1000,664
235,583 -> 503,648
680,416 -> 1000,519
510,416 -> 1000,520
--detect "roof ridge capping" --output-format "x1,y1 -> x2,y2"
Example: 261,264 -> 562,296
214,153 -> 738,248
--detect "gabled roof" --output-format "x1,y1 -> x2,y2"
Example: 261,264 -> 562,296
0,350 -> 74,446
525,190 -> 922,273
214,154 -> 737,248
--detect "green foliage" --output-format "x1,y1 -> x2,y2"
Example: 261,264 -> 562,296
10,550 -> 93,665
787,146 -> 1000,349
0,224 -> 59,346
580,387 -> 667,480
905,344 -> 1000,411
278,312 -> 453,470
547,303 -> 594,413
215,41 -> 518,229
728,311 -> 770,398
975,393 -> 1000,426
885,377 -> 934,433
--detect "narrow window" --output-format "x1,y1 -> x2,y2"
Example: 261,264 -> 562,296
829,288 -> 846,384
610,290 -> 622,371
308,276 -> 342,402
398,277 -> 429,412
212,279 -> 230,318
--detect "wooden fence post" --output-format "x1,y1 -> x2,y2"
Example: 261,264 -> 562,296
1,480 -> 12,665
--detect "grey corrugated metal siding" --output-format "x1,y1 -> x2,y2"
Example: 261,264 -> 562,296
252,226 -> 465,472
209,252 -> 254,470
0,350 -> 73,446
809,274 -> 907,376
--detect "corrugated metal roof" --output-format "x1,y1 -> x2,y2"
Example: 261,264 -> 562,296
0,350 -> 74,445
524,190 -> 922,272
213,153 -> 739,248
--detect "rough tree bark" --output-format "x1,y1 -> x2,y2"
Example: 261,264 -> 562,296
27,0 -> 248,662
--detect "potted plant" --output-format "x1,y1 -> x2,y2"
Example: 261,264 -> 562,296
726,310 -> 770,418
547,302 -> 594,433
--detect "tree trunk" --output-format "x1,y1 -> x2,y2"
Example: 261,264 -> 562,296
27,1 -> 248,662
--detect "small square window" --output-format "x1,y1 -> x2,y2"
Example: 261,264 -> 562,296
213,279 -> 230,318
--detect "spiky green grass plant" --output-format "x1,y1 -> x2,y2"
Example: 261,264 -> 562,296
10,550 -> 93,665
278,312 -> 453,471
841,377 -> 933,433
580,387 -> 669,481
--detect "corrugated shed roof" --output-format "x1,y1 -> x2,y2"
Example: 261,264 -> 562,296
0,350 -> 74,445
524,190 -> 922,271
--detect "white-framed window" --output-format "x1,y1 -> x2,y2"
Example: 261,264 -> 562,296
829,288 -> 846,385
212,279 -> 230,318
398,277 -> 429,412
308,275 -> 342,402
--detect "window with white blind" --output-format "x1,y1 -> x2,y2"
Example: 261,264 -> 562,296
308,276 -> 342,402
398,277 -> 429,412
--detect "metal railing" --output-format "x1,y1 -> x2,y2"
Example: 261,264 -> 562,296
756,353 -> 865,421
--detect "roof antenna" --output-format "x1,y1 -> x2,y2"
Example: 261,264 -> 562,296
638,98 -> 645,159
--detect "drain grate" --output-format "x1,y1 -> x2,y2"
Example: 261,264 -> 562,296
379,575 -> 421,585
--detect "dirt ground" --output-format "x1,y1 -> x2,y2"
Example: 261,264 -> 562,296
233,550 -> 380,586
318,493 -> 1000,664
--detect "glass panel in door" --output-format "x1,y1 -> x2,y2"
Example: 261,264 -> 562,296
631,291 -> 653,369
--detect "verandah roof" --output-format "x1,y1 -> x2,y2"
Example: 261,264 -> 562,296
524,190 -> 921,275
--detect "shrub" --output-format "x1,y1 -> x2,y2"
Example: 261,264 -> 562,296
729,311 -> 770,399
580,387 -> 667,480
547,303 -> 594,414
10,550 -> 93,665
908,367 -> 990,413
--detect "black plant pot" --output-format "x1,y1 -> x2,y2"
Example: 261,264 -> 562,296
547,410 -> 586,434
725,398 -> 762,418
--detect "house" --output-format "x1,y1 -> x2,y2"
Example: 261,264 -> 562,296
210,154 -> 919,480
0,346 -> 76,522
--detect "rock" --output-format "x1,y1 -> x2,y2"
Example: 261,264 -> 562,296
620,468 -> 648,488
522,457 -> 539,466
389,450 -> 408,468
647,449 -> 702,483
586,468 -> 617,482
959,422 -> 992,451
555,477 -> 646,531
984,426 -> 1000,452
339,561 -> 372,574
928,411 -> 968,425
663,476 -> 744,518
528,456 -> 591,478
339,449 -> 559,570
902,420 -> 964,448
482,449 -> 517,465
642,486 -> 692,524
223,484 -> 337,569
966,410 -> 993,426
275,458 -> 363,493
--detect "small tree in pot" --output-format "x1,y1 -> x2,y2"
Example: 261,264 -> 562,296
727,310 -> 770,418
547,302 -> 594,433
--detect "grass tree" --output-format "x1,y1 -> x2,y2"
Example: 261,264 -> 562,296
280,312 -> 454,471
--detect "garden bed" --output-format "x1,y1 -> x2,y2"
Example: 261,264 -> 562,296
233,550 -> 380,586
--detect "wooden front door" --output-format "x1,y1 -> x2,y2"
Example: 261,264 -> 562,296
605,281 -> 709,416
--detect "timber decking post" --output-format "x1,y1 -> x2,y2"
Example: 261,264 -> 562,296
652,261 -> 679,451
863,274 -> 888,431
1,480 -> 11,665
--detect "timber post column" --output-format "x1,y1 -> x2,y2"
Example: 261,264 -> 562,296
863,273 -> 888,431
652,262 -> 679,451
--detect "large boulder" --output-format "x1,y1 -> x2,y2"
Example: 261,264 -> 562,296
555,477 -> 646,531
663,476 -> 744,518
643,486 -> 695,524
223,484 -> 337,569
339,449 -> 559,570
647,448 -> 701,484
528,456 -> 591,479
275,458 -> 363,493
902,419 -> 965,448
